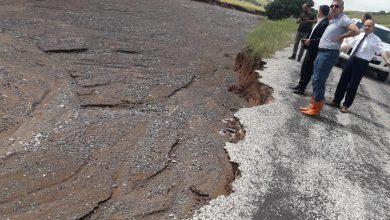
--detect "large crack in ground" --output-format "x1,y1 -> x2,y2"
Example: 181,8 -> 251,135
230,49 -> 274,106
222,49 -> 274,193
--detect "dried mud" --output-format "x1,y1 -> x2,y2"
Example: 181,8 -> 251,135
0,0 -> 271,219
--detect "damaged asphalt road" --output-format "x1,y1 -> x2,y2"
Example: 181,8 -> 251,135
2,0 -> 389,219
0,0 -> 262,219
193,47 -> 390,219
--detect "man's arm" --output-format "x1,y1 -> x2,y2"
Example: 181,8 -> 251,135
306,19 -> 318,24
334,23 -> 360,43
306,14 -> 317,24
381,51 -> 390,69
339,38 -> 352,52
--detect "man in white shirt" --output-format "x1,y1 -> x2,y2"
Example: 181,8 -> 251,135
329,19 -> 390,113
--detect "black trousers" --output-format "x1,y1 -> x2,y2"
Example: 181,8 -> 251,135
292,32 -> 308,59
297,48 -> 318,91
333,56 -> 369,108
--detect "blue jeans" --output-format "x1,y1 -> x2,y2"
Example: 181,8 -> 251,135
311,50 -> 340,102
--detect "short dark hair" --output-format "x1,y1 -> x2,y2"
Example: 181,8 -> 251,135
363,13 -> 372,20
319,5 -> 330,16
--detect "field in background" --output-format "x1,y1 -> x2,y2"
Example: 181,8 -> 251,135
211,0 -> 390,28
345,11 -> 390,28
219,3 -> 390,58
244,11 -> 389,59
245,18 -> 296,58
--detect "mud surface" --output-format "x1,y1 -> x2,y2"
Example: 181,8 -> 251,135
0,0 -> 263,218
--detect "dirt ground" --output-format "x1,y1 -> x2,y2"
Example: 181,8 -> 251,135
0,0 -> 269,219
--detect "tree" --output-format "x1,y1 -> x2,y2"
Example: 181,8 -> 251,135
265,0 -> 315,20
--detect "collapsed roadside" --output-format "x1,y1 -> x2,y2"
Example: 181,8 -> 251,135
193,9 -> 390,220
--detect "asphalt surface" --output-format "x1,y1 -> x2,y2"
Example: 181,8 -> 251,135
193,47 -> 390,219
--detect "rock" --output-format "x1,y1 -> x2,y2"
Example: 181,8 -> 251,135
189,185 -> 209,197
5,151 -> 15,156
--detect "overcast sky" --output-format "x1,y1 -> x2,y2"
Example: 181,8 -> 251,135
314,0 -> 390,12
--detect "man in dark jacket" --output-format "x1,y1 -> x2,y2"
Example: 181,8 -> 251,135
291,5 -> 330,95
288,3 -> 317,61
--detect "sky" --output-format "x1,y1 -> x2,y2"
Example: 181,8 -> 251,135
314,0 -> 390,12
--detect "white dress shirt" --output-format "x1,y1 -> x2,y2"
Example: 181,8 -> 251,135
347,32 -> 385,61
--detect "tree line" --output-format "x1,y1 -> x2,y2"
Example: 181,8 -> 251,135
265,0 -> 315,20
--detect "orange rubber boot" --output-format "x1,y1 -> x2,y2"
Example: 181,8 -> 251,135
300,96 -> 314,111
301,100 -> 324,117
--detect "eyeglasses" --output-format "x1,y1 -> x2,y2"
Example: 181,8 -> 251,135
330,4 -> 341,9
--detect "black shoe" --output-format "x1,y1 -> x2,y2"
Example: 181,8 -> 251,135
327,100 -> 340,108
288,55 -> 296,60
289,85 -> 300,90
293,89 -> 304,95
340,106 -> 350,113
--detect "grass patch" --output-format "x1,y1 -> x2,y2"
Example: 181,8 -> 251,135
219,0 -> 266,12
345,11 -> 390,28
245,18 -> 297,58
243,0 -> 270,6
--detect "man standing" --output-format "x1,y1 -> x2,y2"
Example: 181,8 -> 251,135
288,3 -> 316,61
300,0 -> 359,117
329,19 -> 390,113
291,5 -> 330,95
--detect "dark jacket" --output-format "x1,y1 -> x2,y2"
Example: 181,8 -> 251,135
307,17 -> 329,51
298,10 -> 316,34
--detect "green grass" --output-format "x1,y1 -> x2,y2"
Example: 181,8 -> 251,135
242,11 -> 389,60
245,18 -> 297,58
345,11 -> 390,28
219,0 -> 266,12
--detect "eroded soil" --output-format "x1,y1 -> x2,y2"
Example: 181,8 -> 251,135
0,0 -> 269,219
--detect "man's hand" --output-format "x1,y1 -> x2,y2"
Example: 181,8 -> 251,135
334,35 -> 345,43
303,39 -> 310,46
